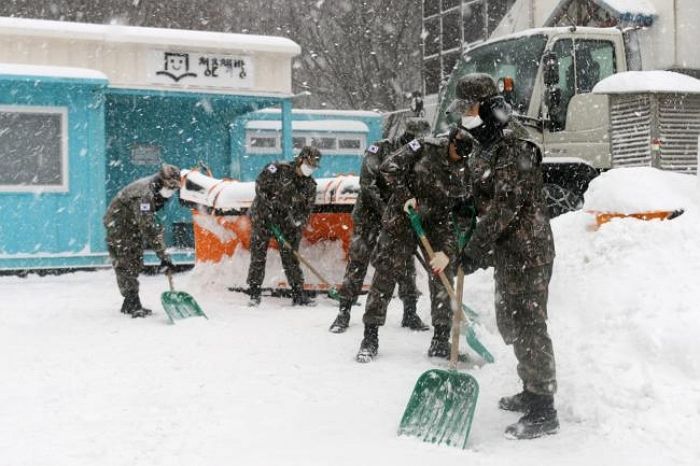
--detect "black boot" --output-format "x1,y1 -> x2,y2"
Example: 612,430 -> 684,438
505,394 -> 559,440
131,295 -> 152,319
401,300 -> 429,331
247,284 -> 262,307
499,388 -> 538,413
291,285 -> 316,306
356,325 -> 379,363
427,324 -> 451,358
329,300 -> 352,333
120,294 -> 138,315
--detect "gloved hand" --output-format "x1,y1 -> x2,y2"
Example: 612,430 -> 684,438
403,197 -> 418,214
448,126 -> 474,158
430,251 -> 450,274
158,258 -> 175,274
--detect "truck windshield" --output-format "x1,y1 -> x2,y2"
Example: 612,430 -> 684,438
434,34 -> 548,134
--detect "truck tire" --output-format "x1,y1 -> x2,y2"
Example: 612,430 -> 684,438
542,183 -> 583,218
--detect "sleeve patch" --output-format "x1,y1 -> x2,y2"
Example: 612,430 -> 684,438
367,144 -> 379,154
408,139 -> 421,152
267,164 -> 278,174
140,202 -> 151,212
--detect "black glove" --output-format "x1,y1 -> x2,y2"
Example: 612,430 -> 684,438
158,258 -> 175,274
448,127 -> 474,158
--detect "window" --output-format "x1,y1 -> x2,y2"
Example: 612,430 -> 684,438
423,0 -> 439,18
424,16 -> 441,57
442,51 -> 461,79
442,0 -> 459,10
487,0 -> 517,34
246,132 -> 279,153
292,137 -> 306,150
338,138 -> 362,150
424,55 -> 442,95
463,0 -> 486,45
442,9 -> 462,51
0,106 -> 68,192
311,137 -> 337,150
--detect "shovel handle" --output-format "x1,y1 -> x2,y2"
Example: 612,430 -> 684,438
166,271 -> 174,292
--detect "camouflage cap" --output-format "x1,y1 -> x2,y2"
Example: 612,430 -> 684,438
296,146 -> 322,167
158,163 -> 181,189
404,117 -> 431,137
455,73 -> 499,103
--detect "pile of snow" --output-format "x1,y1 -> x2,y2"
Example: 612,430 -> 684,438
593,70 -> 700,95
1,168 -> 699,465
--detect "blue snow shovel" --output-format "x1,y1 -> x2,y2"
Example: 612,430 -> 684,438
161,272 -> 208,324
270,225 -> 341,301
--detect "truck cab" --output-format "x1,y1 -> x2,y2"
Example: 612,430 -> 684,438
434,27 -> 628,214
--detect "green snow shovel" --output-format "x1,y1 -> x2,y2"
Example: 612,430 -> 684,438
270,224 -> 341,301
161,272 -> 208,324
398,209 -> 479,448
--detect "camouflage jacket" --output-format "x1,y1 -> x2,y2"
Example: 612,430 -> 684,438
354,138 -> 401,219
249,161 -> 317,231
463,130 -> 555,271
103,176 -> 168,259
380,137 -> 469,251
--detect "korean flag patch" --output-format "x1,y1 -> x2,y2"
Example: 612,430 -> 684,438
367,144 -> 379,154
267,164 -> 278,174
408,139 -> 421,152
140,202 -> 151,212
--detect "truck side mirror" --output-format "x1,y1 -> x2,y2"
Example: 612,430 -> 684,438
545,86 -> 564,131
543,51 -> 559,86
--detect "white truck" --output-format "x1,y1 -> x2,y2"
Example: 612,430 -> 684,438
432,0 -> 700,214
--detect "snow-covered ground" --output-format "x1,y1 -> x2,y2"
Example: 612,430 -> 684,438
2,168 -> 699,465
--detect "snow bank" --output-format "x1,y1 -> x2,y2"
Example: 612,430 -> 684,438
583,167 -> 699,213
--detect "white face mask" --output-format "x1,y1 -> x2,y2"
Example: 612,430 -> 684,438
300,162 -> 316,177
461,115 -> 484,129
159,187 -> 177,198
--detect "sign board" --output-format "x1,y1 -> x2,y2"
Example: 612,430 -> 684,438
131,144 -> 161,165
146,50 -> 254,89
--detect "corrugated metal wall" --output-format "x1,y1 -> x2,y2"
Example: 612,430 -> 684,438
610,94 -> 651,167
659,95 -> 700,174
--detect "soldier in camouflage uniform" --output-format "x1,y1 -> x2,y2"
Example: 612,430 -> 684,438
104,164 -> 181,318
329,118 -> 431,334
355,124 -> 470,363
246,146 -> 320,306
450,73 -> 558,439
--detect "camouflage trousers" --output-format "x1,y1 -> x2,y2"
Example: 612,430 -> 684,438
338,212 -> 418,306
246,223 -> 304,289
363,224 -> 454,327
495,263 -> 557,396
106,230 -> 144,298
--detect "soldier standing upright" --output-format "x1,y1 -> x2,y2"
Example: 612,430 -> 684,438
354,125 -> 470,363
329,118 -> 431,334
246,146 -> 320,307
104,164 -> 181,318
450,73 -> 558,439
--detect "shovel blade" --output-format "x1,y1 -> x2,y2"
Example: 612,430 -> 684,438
398,369 -> 479,449
161,291 -> 207,324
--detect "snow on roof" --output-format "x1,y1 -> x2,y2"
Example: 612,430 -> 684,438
599,0 -> 657,16
583,167 -> 698,214
258,108 -> 382,118
246,120 -> 369,133
0,16 -> 300,56
0,62 -> 108,81
593,71 -> 700,95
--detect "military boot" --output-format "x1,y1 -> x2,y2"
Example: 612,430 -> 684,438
401,299 -> 429,331
247,284 -> 262,307
131,295 -> 152,319
427,324 -> 451,358
499,388 -> 538,413
291,285 -> 316,306
120,294 -> 139,315
504,394 -> 559,440
356,325 -> 379,363
329,299 -> 352,333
